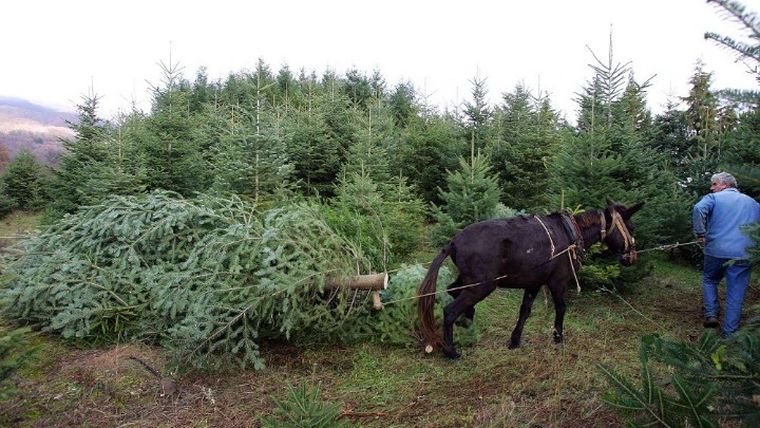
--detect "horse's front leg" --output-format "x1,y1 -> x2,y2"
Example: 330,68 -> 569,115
508,287 -> 540,349
547,279 -> 568,344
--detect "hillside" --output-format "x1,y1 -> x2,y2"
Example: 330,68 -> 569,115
0,96 -> 77,166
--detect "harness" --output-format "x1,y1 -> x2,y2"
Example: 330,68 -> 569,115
534,213 -> 585,293
533,212 -> 585,260
534,208 -> 638,292
603,209 -> 638,263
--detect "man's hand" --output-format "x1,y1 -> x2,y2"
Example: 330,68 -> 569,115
697,235 -> 706,246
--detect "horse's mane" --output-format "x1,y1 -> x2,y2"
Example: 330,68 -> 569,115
575,209 -> 602,229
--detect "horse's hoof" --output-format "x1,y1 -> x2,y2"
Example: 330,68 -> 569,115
443,349 -> 461,360
507,341 -> 520,349
553,334 -> 564,344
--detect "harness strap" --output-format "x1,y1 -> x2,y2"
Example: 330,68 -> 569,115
564,213 -> 585,256
600,211 -> 606,242
539,214 -> 584,294
610,211 -> 634,252
534,215 -> 556,258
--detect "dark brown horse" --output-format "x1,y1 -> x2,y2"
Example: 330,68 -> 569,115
417,201 -> 643,359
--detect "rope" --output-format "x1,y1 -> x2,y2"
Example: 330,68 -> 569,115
622,240 -> 700,259
567,249 -> 581,294
632,240 -> 700,254
535,215 -> 556,258
599,285 -> 659,327
380,272 -> 513,306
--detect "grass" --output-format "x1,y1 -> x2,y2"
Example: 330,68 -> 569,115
0,210 -> 41,251
1,212 -> 756,426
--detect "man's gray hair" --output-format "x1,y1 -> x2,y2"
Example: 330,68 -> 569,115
712,172 -> 738,188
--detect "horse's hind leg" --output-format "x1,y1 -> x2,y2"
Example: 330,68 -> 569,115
508,287 -> 540,349
448,277 -> 475,328
548,279 -> 568,344
442,285 -> 494,359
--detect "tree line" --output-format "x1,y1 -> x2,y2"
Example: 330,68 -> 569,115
0,4 -> 758,272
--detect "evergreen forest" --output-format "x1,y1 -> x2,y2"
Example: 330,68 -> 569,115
1,0 -> 760,426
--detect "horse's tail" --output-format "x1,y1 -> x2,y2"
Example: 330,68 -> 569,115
417,243 -> 452,351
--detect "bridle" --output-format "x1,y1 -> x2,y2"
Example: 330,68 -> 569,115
600,209 -> 637,263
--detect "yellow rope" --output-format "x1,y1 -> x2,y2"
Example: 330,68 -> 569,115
535,215 -> 556,258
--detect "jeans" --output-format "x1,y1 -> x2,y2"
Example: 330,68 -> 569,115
703,255 -> 752,336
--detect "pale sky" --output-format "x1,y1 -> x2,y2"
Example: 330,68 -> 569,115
3,0 -> 758,121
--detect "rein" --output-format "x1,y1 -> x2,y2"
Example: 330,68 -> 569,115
602,209 -> 638,263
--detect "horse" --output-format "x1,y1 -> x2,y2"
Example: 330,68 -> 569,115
417,200 -> 643,359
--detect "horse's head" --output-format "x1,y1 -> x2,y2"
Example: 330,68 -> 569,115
602,199 -> 644,266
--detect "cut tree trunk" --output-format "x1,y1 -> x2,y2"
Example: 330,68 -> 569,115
326,273 -> 387,310
326,272 -> 388,290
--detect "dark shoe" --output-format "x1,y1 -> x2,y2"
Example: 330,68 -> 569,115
703,316 -> 719,328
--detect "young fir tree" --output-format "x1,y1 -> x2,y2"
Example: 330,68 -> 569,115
552,36 -> 686,248
461,73 -> 495,153
340,135 -> 392,187
1,151 -> 48,211
205,88 -> 294,205
388,82 -> 418,129
141,58 -> 209,195
683,61 -> 720,161
343,68 -> 373,111
430,145 -> 504,246
284,107 -> 343,198
395,115 -> 462,205
650,97 -> 691,180
0,143 -> 10,172
331,129 -> 426,268
488,83 -> 563,210
576,32 -> 631,133
47,92 -> 111,215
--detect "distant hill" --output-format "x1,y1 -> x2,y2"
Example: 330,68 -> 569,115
0,96 -> 77,166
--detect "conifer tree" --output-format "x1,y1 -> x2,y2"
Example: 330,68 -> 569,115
461,73 -> 494,152
683,61 -> 720,160
395,115 -> 461,204
388,82 -> 418,129
343,68 -> 373,111
1,151 -> 47,211
141,58 -> 209,194
488,83 -> 563,210
340,135 -> 392,186
0,144 -> 10,173
650,98 -> 691,178
552,38 -> 686,247
430,148 -> 504,245
705,0 -> 760,84
208,102 -> 293,203
284,109 -> 342,197
47,92 -> 114,216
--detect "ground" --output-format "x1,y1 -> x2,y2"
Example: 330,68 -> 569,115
3,252 -> 755,427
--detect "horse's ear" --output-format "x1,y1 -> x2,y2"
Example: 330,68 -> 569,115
624,202 -> 645,217
605,196 -> 614,206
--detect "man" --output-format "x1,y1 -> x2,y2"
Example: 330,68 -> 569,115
693,172 -> 760,337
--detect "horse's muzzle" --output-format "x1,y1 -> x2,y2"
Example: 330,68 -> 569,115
620,249 -> 638,266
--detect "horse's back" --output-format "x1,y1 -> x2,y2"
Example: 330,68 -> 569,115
450,215 -> 569,285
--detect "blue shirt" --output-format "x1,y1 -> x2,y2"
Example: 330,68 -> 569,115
693,188 -> 760,259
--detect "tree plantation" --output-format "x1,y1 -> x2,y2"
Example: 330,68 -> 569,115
1,0 -> 760,426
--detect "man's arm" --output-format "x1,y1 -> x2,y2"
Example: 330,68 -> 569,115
693,194 -> 715,242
